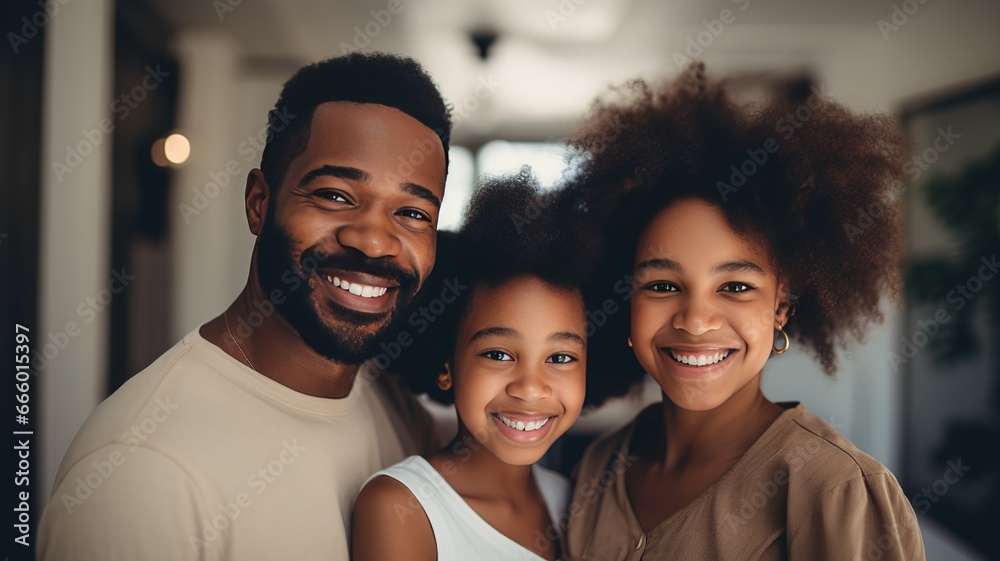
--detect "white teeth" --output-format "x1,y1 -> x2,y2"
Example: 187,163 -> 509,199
670,350 -> 730,366
497,414 -> 550,432
326,275 -> 388,298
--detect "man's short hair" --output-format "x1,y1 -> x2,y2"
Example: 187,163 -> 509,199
260,52 -> 452,190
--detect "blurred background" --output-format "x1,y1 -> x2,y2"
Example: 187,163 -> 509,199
2,0 -> 999,558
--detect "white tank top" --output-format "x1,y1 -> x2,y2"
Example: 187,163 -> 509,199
365,455 -> 570,561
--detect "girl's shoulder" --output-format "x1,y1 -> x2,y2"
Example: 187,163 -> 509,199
761,403 -> 896,488
761,404 -> 926,560
353,457 -> 437,561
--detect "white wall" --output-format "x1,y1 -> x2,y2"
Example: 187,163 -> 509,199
168,32 -> 242,340
38,0 -> 115,502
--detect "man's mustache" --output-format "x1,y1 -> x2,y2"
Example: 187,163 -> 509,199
298,247 -> 420,291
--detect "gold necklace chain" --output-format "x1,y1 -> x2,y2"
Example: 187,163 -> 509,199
224,311 -> 256,371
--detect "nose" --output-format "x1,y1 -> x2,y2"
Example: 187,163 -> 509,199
334,206 -> 402,259
671,295 -> 722,336
505,364 -> 552,403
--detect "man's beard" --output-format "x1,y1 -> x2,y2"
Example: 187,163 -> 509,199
255,210 -> 420,365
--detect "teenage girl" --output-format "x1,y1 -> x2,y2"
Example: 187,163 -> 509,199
561,65 -> 926,560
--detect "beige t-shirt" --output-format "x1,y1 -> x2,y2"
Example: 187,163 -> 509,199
38,329 -> 438,561
563,403 -> 925,561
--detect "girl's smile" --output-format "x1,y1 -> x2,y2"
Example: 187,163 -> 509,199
631,198 -> 788,411
660,346 -> 738,378
450,276 -> 587,466
490,411 -> 558,444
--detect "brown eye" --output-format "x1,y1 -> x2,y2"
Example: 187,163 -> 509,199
397,208 -> 432,222
643,281 -> 677,293
721,282 -> 753,293
546,353 -> 576,364
314,189 -> 349,203
481,350 -> 513,361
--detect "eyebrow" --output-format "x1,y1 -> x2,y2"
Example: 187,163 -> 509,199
401,182 -> 442,209
298,165 -> 441,209
470,327 -> 521,343
469,327 -> 586,347
634,258 -> 681,274
714,260 -> 766,274
633,258 -> 766,275
549,332 -> 586,346
298,165 -> 369,186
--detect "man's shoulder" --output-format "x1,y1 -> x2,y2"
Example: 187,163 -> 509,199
361,365 -> 441,456
80,333 -> 219,422
53,333 -> 239,480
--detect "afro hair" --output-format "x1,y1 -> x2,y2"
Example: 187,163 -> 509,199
564,63 -> 907,393
384,168 -> 605,404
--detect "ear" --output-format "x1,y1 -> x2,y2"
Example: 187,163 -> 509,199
774,279 -> 792,328
436,363 -> 453,391
245,168 -> 272,236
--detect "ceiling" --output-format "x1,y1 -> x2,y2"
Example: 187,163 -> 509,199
142,0 -> 984,143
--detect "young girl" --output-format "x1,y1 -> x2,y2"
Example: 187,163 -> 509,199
560,65 -> 926,560
352,172 -> 596,561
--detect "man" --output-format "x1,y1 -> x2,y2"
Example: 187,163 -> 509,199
39,52 -> 451,560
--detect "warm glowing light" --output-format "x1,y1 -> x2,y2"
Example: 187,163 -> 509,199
150,138 -> 169,167
163,133 -> 191,165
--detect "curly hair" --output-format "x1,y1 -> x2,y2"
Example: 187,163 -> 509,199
564,63 -> 906,394
385,168 -> 602,404
260,52 -> 451,191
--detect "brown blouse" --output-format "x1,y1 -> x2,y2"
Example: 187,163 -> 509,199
562,403 -> 925,561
